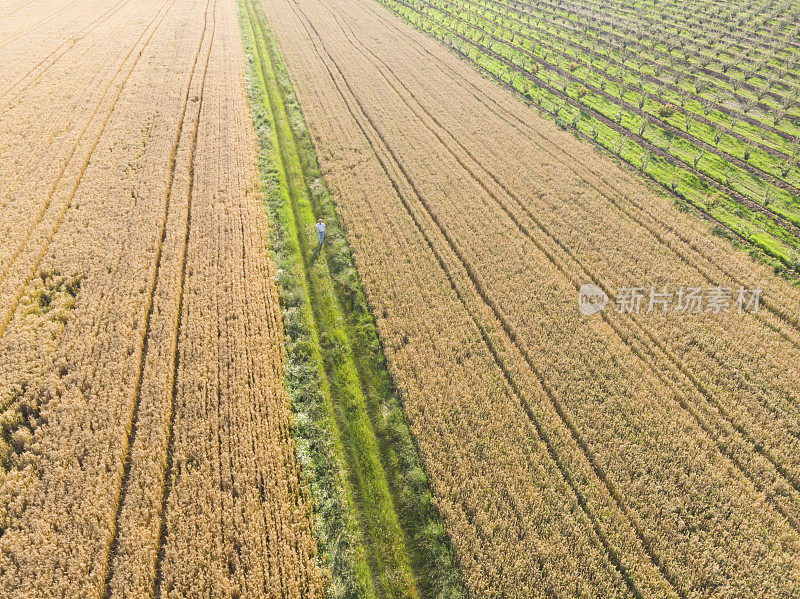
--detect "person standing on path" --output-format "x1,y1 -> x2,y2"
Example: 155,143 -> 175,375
316,219 -> 326,248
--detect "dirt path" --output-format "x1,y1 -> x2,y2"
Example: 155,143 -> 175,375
258,0 -> 800,595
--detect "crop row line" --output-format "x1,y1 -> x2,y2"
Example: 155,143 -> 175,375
152,1 -> 217,594
465,0 -> 798,157
507,0 -> 800,124
151,1 -> 217,593
555,0 -> 800,55
0,0 -> 132,108
0,0 -> 177,341
434,0 -> 800,219
416,0 -> 800,195
99,0 -> 212,592
525,0 -> 800,85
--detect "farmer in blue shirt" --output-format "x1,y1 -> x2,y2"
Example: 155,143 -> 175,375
316,219 -> 326,248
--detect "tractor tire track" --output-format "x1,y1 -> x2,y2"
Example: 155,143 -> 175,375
0,0 -> 131,106
98,0 -> 213,593
0,0 -> 136,216
0,0 -> 37,18
0,0 -> 89,51
152,0 -> 217,593
0,0 -> 148,233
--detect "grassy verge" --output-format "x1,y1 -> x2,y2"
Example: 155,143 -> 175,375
236,1 -> 465,597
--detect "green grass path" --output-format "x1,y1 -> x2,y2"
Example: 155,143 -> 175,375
237,1 -> 464,597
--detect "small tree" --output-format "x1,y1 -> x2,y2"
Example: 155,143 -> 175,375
723,164 -> 736,187
669,166 -> 680,190
693,149 -> 705,168
695,80 -> 708,95
767,75 -> 779,89
706,192 -> 722,210
640,151 -> 652,172
786,249 -> 800,274
781,93 -> 797,111
763,185 -> 774,207
638,117 -> 649,137
613,133 -> 627,155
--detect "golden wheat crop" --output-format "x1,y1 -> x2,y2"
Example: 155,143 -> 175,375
0,0 -> 323,596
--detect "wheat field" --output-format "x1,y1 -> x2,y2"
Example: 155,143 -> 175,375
0,0 -> 323,596
2,0 -> 800,596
